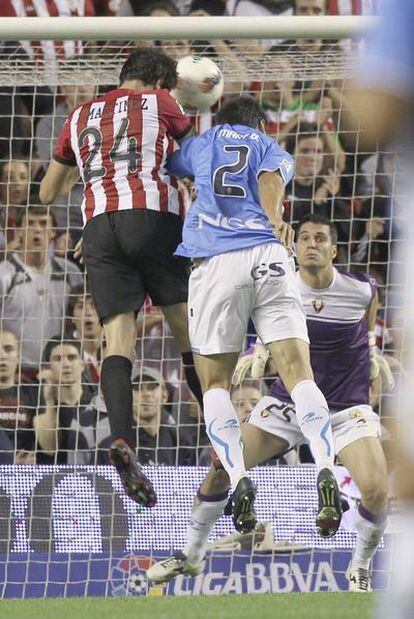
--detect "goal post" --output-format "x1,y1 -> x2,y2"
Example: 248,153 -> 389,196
0,16 -> 378,41
0,15 -> 398,599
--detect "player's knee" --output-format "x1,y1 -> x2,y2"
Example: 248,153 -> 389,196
359,475 -> 388,510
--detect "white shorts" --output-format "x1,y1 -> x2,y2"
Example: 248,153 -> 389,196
188,243 -> 309,355
248,396 -> 381,455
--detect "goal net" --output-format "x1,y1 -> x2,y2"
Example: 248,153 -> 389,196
0,19 -> 399,597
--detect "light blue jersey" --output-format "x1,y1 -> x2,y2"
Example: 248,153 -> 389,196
167,123 -> 294,258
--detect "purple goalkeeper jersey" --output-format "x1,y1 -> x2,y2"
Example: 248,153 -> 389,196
270,268 -> 376,412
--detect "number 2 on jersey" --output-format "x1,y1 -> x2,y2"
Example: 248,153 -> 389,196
213,145 -> 250,198
78,118 -> 141,183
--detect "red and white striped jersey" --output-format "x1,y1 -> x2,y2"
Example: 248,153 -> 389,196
54,88 -> 192,223
1,0 -> 121,62
328,0 -> 379,14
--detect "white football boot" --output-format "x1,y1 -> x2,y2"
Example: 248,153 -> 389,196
147,552 -> 205,584
346,564 -> 372,592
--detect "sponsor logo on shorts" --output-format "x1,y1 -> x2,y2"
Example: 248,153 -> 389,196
349,409 -> 364,419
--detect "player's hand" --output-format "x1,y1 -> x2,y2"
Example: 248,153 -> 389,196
368,332 -> 395,389
232,340 -> 270,386
275,221 -> 295,255
74,237 -> 84,264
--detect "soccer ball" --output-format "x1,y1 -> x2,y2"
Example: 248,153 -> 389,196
173,55 -> 224,112
127,571 -> 147,595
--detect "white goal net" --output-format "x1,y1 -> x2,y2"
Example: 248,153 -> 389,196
0,20 -> 400,598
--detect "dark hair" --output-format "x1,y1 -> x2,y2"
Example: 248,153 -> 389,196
15,204 -> 58,229
215,97 -> 267,130
284,122 -> 322,157
43,336 -> 82,363
119,48 -> 177,90
189,0 -> 225,15
139,0 -> 179,15
296,213 -> 338,244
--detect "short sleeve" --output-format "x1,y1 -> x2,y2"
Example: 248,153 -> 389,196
258,140 -> 295,185
167,136 -> 196,179
159,90 -> 192,140
53,117 -> 77,167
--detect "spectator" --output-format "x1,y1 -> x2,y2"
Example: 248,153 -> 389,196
0,205 -> 83,377
0,0 -> 122,64
231,382 -> 263,421
0,329 -> 38,463
284,123 -> 341,220
225,0 -> 292,17
0,160 -> 30,209
66,286 -> 103,384
132,366 -> 195,465
0,159 -> 31,253
63,365 -> 195,466
34,336 -> 95,464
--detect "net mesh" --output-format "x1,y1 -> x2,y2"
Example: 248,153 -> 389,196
0,37 -> 399,597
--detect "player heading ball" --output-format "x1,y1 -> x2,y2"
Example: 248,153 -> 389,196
39,47 -> 207,507
167,96 -> 343,537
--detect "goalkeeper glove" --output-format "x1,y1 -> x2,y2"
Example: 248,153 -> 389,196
368,331 -> 395,390
232,340 -> 270,386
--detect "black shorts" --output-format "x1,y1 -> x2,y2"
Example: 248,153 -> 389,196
82,209 -> 190,321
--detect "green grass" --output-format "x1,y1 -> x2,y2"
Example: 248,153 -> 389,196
0,593 -> 375,619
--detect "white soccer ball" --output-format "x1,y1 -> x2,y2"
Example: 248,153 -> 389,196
127,572 -> 147,595
173,55 -> 224,112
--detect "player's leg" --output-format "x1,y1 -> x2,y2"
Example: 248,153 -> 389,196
338,434 -> 388,592
266,337 -> 340,537
252,243 -> 339,536
82,213 -> 156,507
147,422 -> 289,583
134,210 -> 205,411
101,312 -> 157,508
161,302 -> 203,410
267,338 -> 335,471
194,351 -> 258,533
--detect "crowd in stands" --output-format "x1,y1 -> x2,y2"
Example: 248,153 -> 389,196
0,0 -> 399,467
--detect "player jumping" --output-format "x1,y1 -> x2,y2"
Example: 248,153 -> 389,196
39,48 -> 204,508
147,214 -> 389,591
166,98 -> 342,536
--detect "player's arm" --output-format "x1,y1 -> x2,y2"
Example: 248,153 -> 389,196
258,144 -> 295,248
258,170 -> 293,250
365,290 -> 395,388
166,135 -> 196,180
39,161 -> 79,205
258,170 -> 285,228
365,290 -> 378,333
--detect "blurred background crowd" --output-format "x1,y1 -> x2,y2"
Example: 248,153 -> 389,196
0,0 -> 400,468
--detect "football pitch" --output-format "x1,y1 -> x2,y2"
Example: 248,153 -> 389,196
0,593 -> 375,619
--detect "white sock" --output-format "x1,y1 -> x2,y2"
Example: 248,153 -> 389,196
351,503 -> 387,570
203,388 -> 246,490
183,492 -> 228,565
291,380 -> 335,471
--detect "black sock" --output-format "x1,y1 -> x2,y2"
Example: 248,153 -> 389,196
101,355 -> 134,447
182,351 -> 204,411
